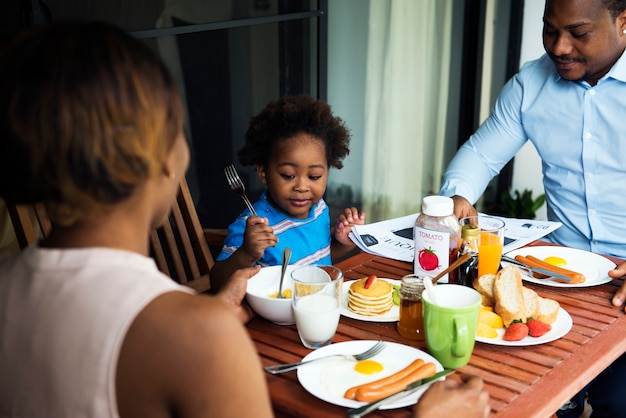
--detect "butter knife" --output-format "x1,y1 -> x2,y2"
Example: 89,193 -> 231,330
346,369 -> 455,418
500,255 -> 572,282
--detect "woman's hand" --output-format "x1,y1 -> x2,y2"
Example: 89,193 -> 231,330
414,374 -> 490,418
216,266 -> 261,323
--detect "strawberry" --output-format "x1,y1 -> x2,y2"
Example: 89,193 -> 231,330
527,319 -> 552,337
503,321 -> 529,341
418,248 -> 439,271
364,275 -> 377,289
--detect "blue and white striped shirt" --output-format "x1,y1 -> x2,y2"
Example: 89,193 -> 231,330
217,191 -> 332,266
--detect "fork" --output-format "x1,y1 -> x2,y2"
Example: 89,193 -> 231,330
263,341 -> 386,374
501,255 -> 572,282
224,164 -> 257,216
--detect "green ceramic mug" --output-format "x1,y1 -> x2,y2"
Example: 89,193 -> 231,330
422,284 -> 481,368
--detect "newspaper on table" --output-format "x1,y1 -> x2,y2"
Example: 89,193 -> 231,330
348,213 -> 562,263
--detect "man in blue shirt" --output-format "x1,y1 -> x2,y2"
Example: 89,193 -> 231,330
440,0 -> 626,416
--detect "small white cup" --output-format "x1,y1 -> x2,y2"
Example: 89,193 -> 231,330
291,265 -> 343,349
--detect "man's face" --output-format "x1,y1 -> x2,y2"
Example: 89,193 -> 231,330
543,0 -> 626,86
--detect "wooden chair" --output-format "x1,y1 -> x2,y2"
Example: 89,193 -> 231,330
149,179 -> 227,293
5,179 -> 226,293
5,202 -> 50,249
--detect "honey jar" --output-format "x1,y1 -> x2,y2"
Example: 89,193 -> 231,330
397,274 -> 425,340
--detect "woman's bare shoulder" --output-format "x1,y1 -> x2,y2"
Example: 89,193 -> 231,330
116,291 -> 273,418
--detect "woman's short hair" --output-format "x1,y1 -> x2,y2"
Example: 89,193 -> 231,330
0,20 -> 184,225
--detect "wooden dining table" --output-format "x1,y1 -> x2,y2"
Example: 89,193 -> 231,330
246,243 -> 626,418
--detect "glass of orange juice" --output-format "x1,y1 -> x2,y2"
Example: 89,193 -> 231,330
459,215 -> 505,277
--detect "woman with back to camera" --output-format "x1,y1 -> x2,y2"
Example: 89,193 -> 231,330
0,19 -> 271,417
0,20 -> 489,418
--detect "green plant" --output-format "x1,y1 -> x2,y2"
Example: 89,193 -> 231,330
496,188 -> 545,219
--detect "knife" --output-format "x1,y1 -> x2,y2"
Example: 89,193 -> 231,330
500,255 -> 572,282
346,369 -> 455,418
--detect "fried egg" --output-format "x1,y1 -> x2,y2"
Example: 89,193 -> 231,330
354,360 -> 384,375
544,256 -> 567,267
319,357 -> 410,401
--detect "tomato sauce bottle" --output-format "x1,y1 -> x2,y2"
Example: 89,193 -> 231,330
397,274 -> 425,340
413,196 -> 460,283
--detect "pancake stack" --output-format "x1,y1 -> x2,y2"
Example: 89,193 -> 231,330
347,277 -> 393,316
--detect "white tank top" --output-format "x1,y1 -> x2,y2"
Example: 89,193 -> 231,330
0,245 -> 194,417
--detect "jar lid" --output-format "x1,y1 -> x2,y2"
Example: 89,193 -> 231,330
400,275 -> 425,293
401,275 -> 425,286
421,195 -> 454,216
461,224 -> 479,239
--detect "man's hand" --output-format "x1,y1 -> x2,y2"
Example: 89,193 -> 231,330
609,262 -> 626,312
451,195 -> 478,219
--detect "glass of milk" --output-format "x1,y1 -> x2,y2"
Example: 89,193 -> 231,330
291,265 -> 343,349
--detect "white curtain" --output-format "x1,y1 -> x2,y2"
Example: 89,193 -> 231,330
362,0 -> 453,221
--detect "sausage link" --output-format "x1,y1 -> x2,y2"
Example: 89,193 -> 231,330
515,255 -> 586,284
354,362 -> 438,403
343,358 -> 424,400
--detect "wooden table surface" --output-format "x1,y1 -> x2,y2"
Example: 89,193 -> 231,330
247,246 -> 626,418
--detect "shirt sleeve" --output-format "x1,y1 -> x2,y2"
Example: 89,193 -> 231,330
439,72 -> 530,203
215,214 -> 247,261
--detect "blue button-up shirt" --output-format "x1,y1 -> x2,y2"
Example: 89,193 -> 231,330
440,52 -> 626,258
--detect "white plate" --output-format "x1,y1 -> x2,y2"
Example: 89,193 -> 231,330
340,279 -> 400,322
297,340 -> 444,409
503,246 -> 616,288
475,307 -> 573,346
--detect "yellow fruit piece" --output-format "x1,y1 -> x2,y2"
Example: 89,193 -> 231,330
479,309 -> 504,329
480,305 -> 494,312
477,321 -> 498,338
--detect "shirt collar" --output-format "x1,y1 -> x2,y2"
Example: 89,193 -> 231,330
604,48 -> 626,82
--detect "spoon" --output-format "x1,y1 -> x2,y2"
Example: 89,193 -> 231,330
277,247 -> 292,298
430,252 -> 473,284
423,273 -> 438,305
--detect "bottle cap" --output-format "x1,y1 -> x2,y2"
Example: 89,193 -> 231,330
461,224 -> 479,239
421,195 -> 454,217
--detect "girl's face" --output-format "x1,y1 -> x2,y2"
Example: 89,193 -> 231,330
257,134 -> 328,220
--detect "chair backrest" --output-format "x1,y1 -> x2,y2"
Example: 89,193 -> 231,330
6,202 -> 50,250
5,178 -> 224,293
149,179 -> 215,292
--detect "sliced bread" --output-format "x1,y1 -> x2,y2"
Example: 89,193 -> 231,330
473,273 -> 496,307
537,297 -> 560,324
523,287 -> 540,320
494,266 -> 526,327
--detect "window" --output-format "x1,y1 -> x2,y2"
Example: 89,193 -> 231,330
42,0 -> 328,228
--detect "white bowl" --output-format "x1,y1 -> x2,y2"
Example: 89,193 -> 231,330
246,265 -> 298,325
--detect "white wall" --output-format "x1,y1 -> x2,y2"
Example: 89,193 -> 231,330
511,0 -> 547,219
326,1 -> 368,199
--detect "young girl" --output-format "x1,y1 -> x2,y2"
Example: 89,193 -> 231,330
211,95 -> 366,290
